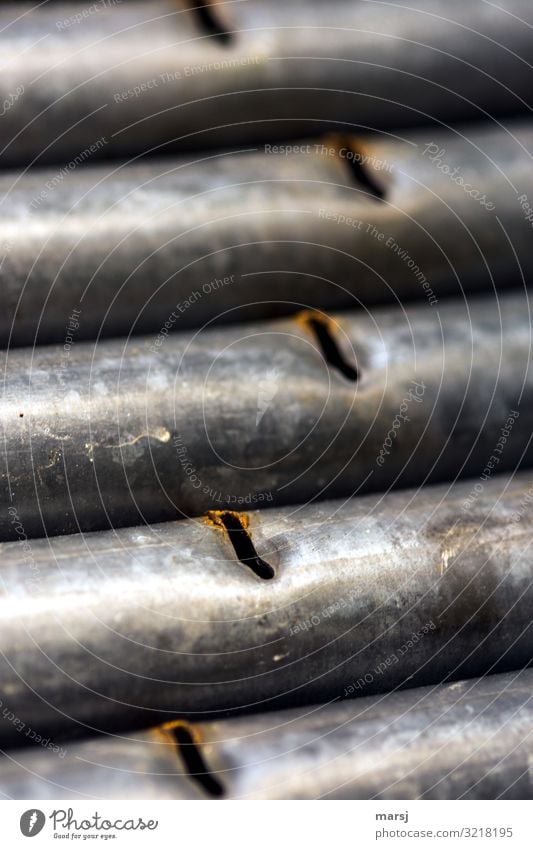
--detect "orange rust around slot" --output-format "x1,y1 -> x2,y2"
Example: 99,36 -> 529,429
320,132 -> 371,163
157,718 -> 204,748
292,309 -> 342,336
204,510 -> 250,532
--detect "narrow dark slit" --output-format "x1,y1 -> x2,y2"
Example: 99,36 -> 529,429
190,1 -> 233,44
308,318 -> 359,382
173,726 -> 225,798
341,144 -> 386,201
217,512 -> 275,580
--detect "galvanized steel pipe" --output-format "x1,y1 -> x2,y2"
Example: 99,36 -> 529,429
2,122 -> 533,346
195,668 -> 533,799
1,1 -> 533,166
0,723 -> 206,800
1,293 -> 533,540
0,472 -> 532,744
3,670 -> 533,799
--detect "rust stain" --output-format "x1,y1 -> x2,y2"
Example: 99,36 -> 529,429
320,132 -> 370,162
292,309 -> 342,336
204,509 -> 250,532
154,718 -> 204,748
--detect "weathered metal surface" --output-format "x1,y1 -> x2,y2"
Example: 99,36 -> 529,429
2,670 -> 533,799
2,122 -> 533,346
1,293 -> 532,540
1,1 -> 533,166
0,723 -> 204,800
198,668 -> 533,799
0,471 -> 532,744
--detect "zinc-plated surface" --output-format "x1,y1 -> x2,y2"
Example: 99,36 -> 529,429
3,123 -> 533,346
0,472 -> 532,744
0,725 -> 203,800
1,293 -> 533,540
2,670 -> 533,800
1,1 -> 533,166
197,669 -> 533,799
4,670 -> 533,800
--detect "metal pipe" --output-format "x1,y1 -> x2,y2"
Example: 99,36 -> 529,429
0,471 -> 532,745
192,668 -> 533,799
2,293 -> 533,540
2,669 -> 533,799
1,1 -> 533,166
3,122 -> 533,347
0,723 -> 205,800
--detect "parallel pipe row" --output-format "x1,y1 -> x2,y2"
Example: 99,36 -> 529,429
2,122 -> 533,346
1,1 -> 533,166
2,0 -> 533,803
0,472 -> 532,744
2,292 -> 532,539
2,669 -> 533,799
